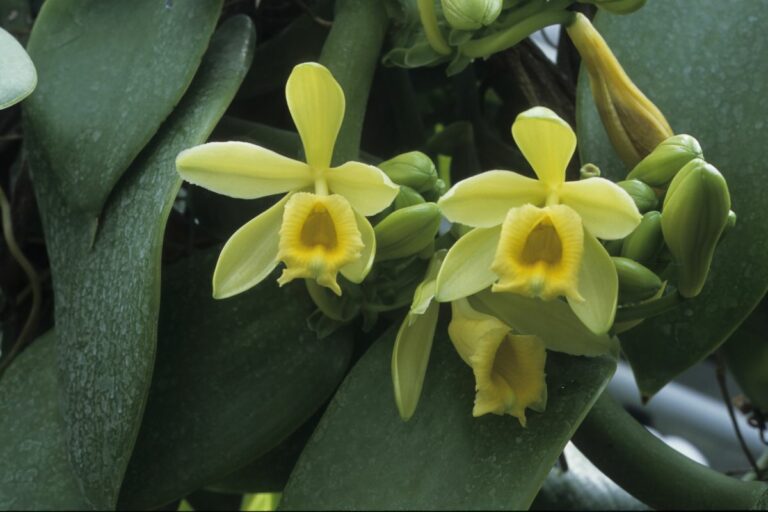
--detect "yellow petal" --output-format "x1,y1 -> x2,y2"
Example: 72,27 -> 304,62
392,301 -> 440,421
560,178 -> 642,240
286,62 -> 345,169
491,204 -> 583,302
277,192 -> 364,295
212,194 -> 291,299
176,142 -> 312,199
410,249 -> 446,316
472,290 -> 617,356
437,170 -> 548,228
566,230 -> 618,335
339,211 -> 375,284
434,226 -> 502,302
448,299 -> 547,425
511,107 -> 575,187
326,161 -> 399,216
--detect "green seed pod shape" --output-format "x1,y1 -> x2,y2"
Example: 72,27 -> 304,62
620,211 -> 663,265
661,159 -> 731,298
379,151 -> 439,193
394,186 -> 426,210
627,134 -> 703,186
440,0 -> 502,30
375,203 -> 442,262
612,256 -> 663,303
617,179 -> 658,213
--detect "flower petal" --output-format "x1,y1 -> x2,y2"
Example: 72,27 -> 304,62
176,141 -> 313,199
437,170 -> 547,227
448,299 -> 547,425
566,230 -> 618,335
560,178 -> 642,240
435,226 -> 502,302
392,301 -> 440,421
212,194 -> 291,299
339,211 -> 376,284
410,249 -> 446,316
286,62 -> 345,169
471,289 -> 616,356
327,161 -> 399,216
511,107 -> 575,187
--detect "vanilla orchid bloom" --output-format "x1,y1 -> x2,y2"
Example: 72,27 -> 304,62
448,298 -> 547,425
176,63 -> 398,297
435,107 -> 641,334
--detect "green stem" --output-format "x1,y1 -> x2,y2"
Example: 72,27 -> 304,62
572,393 -> 768,510
462,9 -> 574,58
614,290 -> 682,322
319,0 -> 389,165
417,0 -> 451,55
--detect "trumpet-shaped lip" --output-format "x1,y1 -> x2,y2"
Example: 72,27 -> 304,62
277,192 -> 364,295
491,204 -> 584,302
448,299 -> 547,425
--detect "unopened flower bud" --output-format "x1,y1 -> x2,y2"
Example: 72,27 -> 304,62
589,0 -> 646,14
379,151 -> 439,193
375,203 -> 442,262
661,159 -> 731,298
566,13 -> 673,167
394,186 -> 427,210
612,256 -> 662,303
440,0 -> 502,30
627,134 -> 703,186
620,211 -> 663,265
580,163 -> 601,179
617,179 -> 658,213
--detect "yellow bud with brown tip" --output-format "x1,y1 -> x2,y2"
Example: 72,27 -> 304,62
566,13 -> 673,167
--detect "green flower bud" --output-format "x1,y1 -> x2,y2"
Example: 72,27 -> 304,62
612,257 -> 663,303
379,151 -> 439,193
441,0 -> 503,30
375,203 -> 442,262
661,159 -> 731,298
627,134 -> 703,186
617,179 -> 658,213
590,0 -> 646,14
580,163 -> 601,179
620,211 -> 663,265
604,239 -> 624,257
566,13 -> 673,167
394,186 -> 427,210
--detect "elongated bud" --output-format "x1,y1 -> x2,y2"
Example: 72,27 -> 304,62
379,151 -> 439,193
587,0 -> 646,14
394,186 -> 427,210
617,179 -> 658,213
627,134 -> 703,186
440,0 -> 502,30
661,159 -> 731,298
566,13 -> 673,167
620,211 -> 663,265
375,203 -> 442,262
612,257 -> 662,303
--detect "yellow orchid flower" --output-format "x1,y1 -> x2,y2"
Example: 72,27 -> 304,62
448,298 -> 547,425
176,62 -> 399,297
435,106 -> 641,334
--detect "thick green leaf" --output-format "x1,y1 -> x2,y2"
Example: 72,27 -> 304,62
280,326 -> 616,510
577,0 -> 768,397
118,248 -> 354,509
25,17 -> 255,509
724,297 -> 768,412
0,27 -> 36,109
531,444 -> 647,510
0,332 -> 89,510
25,0 -> 222,214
